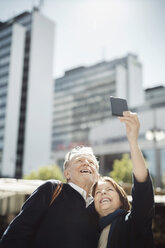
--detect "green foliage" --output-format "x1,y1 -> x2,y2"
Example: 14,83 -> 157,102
109,154 -> 132,183
24,164 -> 65,182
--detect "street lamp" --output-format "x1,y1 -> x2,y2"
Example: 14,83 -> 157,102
145,110 -> 165,187
145,129 -> 165,142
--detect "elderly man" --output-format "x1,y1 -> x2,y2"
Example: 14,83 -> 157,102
0,147 -> 100,248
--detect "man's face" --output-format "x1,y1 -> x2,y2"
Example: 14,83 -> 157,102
64,154 -> 98,189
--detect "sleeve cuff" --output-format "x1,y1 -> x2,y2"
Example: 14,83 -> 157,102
132,169 -> 152,190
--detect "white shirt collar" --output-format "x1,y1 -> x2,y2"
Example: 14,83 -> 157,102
68,182 -> 93,207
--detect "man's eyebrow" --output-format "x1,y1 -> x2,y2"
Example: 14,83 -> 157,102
75,157 -> 83,160
73,156 -> 96,164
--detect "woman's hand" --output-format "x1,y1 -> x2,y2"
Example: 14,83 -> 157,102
119,111 -> 147,182
119,111 -> 140,145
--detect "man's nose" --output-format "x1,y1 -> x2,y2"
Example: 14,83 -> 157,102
83,160 -> 90,165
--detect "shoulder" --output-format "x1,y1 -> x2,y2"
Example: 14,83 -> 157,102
29,180 -> 63,200
22,180 -> 64,208
43,179 -> 62,188
38,179 -> 62,189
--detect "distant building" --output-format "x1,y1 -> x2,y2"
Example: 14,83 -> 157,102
51,56 -> 165,187
145,85 -> 165,107
89,85 -> 165,187
0,9 -> 55,178
51,54 -> 144,166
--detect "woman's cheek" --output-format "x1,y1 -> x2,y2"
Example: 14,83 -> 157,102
94,197 -> 99,210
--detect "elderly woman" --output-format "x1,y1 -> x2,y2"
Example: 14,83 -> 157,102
93,112 -> 154,248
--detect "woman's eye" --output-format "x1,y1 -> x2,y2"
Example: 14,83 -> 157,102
95,191 -> 101,195
107,188 -> 113,191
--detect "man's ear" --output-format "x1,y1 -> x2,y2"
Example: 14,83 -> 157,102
64,169 -> 70,180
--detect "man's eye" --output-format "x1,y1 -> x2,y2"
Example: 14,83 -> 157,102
90,161 -> 96,167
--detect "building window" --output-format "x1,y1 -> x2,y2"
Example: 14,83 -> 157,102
0,46 -> 10,57
0,36 -> 11,48
0,56 -> 10,66
0,26 -> 12,39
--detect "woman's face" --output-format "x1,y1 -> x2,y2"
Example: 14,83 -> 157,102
94,181 -> 122,217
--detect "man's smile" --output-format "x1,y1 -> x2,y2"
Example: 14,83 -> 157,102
80,169 -> 92,174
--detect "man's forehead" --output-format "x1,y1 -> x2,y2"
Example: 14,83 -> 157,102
71,153 -> 95,162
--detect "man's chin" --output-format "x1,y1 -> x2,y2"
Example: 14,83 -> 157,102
79,176 -> 95,185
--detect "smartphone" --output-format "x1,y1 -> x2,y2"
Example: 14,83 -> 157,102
110,96 -> 128,116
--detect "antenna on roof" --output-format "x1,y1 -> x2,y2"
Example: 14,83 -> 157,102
102,47 -> 106,61
38,0 -> 45,12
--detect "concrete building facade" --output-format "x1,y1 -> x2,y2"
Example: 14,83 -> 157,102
89,85 -> 165,187
51,54 -> 144,165
52,55 -> 165,187
0,9 -> 55,178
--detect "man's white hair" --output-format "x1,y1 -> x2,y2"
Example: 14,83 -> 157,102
63,146 -> 99,170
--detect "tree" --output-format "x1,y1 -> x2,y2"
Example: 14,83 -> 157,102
109,154 -> 132,183
24,164 -> 65,182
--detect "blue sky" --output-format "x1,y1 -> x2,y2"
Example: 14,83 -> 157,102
0,0 -> 165,88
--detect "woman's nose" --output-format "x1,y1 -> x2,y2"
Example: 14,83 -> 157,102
101,190 -> 106,195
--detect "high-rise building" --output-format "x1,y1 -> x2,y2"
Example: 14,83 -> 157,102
0,9 -> 55,178
51,54 -> 144,166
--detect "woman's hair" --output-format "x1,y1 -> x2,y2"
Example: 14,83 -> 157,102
63,146 -> 99,171
92,176 -> 131,211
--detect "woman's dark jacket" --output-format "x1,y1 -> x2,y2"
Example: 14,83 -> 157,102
0,182 -> 99,248
99,173 -> 155,248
